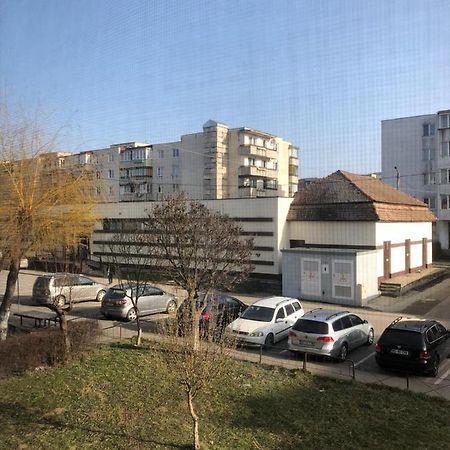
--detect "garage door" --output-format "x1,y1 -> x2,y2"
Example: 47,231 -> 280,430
332,260 -> 353,300
301,258 -> 321,296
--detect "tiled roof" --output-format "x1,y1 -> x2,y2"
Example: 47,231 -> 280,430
288,170 -> 436,222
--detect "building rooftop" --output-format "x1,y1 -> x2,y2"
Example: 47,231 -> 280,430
288,170 -> 436,222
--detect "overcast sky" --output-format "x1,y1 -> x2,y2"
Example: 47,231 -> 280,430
1,0 -> 449,177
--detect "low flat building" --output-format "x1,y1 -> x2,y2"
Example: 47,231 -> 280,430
282,171 -> 436,306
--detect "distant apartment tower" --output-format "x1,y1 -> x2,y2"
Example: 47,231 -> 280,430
68,120 -> 299,203
382,109 -> 450,253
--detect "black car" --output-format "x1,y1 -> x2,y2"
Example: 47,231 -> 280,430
177,293 -> 247,338
375,317 -> 450,377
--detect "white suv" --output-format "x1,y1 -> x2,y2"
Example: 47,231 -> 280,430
288,309 -> 374,360
226,296 -> 304,347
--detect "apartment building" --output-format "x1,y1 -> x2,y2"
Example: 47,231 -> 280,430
61,120 -> 299,203
382,109 -> 450,254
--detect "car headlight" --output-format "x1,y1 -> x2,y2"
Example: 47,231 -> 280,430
249,331 -> 264,337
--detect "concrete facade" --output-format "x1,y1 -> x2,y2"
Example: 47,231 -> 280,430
382,110 -> 450,253
91,197 -> 294,276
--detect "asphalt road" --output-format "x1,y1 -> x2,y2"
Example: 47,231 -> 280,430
2,270 -> 450,400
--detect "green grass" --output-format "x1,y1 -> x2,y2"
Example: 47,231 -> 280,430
0,343 -> 449,450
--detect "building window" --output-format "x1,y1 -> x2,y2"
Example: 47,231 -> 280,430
108,153 -> 114,162
173,148 -> 179,157
96,171 -> 101,179
423,123 -> 435,137
108,170 -> 114,179
172,165 -> 179,178
424,197 -> 436,209
439,114 -> 450,129
441,195 -> 449,210
441,142 -> 450,157
157,167 -> 163,178
423,172 -> 436,185
440,169 -> 450,184
173,184 -> 179,192
109,186 -> 114,196
422,148 -> 435,161
158,149 -> 164,159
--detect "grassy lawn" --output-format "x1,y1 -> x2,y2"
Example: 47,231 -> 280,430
0,343 -> 448,450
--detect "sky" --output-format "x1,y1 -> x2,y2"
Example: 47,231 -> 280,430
1,0 -> 449,178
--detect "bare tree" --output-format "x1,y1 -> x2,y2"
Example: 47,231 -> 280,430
0,102 -> 97,340
148,193 -> 253,449
106,230 -> 158,346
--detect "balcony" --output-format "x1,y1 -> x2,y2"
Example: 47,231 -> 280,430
238,186 -> 276,198
289,175 -> 298,184
119,192 -> 153,202
289,156 -> 298,166
238,165 -> 278,178
240,144 -> 277,160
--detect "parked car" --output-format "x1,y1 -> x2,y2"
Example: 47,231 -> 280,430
101,283 -> 177,321
226,296 -> 304,347
288,309 -> 374,360
32,273 -> 107,307
375,317 -> 450,377
177,293 -> 248,338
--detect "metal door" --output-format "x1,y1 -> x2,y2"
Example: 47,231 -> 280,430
300,258 -> 321,296
332,260 -> 354,300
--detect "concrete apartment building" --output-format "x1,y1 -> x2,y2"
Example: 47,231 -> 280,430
382,109 -> 450,254
61,120 -> 299,203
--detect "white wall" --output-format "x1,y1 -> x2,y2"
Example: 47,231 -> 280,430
288,221 -> 376,246
356,251 -> 379,303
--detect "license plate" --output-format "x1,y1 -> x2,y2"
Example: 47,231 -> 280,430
298,340 -> 314,347
390,349 -> 409,356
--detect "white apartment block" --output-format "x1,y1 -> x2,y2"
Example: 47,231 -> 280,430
61,120 -> 299,203
382,109 -> 450,254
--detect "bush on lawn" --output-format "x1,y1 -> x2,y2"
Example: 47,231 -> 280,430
0,320 -> 98,378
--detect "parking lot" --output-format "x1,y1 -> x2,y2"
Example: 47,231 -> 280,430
3,270 -> 450,400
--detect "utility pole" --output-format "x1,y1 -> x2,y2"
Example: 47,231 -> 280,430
394,166 -> 400,189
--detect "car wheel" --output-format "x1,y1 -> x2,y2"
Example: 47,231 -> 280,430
96,290 -> 106,302
264,333 -> 275,349
126,308 -> 137,322
430,355 -> 440,378
338,343 -> 348,361
55,295 -> 66,308
166,300 -> 177,314
366,328 -> 374,345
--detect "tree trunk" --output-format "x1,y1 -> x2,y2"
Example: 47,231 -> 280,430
189,291 -> 200,352
0,259 -> 20,340
187,391 -> 200,450
59,312 -> 70,361
136,315 -> 142,346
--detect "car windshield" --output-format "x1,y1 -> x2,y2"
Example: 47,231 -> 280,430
293,319 -> 329,334
382,329 -> 423,347
107,287 -> 126,299
240,305 -> 274,322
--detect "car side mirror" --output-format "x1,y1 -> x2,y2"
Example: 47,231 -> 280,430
363,320 -> 368,324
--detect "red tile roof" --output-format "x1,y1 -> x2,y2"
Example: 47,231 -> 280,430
288,170 -> 436,222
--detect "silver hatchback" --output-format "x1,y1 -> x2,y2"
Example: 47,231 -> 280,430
288,309 -> 374,360
101,284 -> 178,321
32,273 -> 107,307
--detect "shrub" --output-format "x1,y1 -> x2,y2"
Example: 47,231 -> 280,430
0,319 -> 98,378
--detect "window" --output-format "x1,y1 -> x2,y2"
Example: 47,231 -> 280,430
172,165 -> 179,178
109,186 -> 114,195
440,169 -> 450,184
78,276 -> 93,286
424,197 -> 436,209
349,314 -> 363,326
340,316 -> 352,329
108,153 -> 114,162
172,184 -> 179,192
441,195 -> 449,210
157,167 -> 163,178
423,123 -> 435,136
441,142 -> 450,157
158,149 -> 164,159
292,301 -> 301,311
275,307 -> 285,320
108,169 -> 114,179
422,148 -> 435,161
423,172 -> 436,185
285,303 -> 294,316
172,148 -> 179,157
332,319 -> 344,332
439,114 -> 450,129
